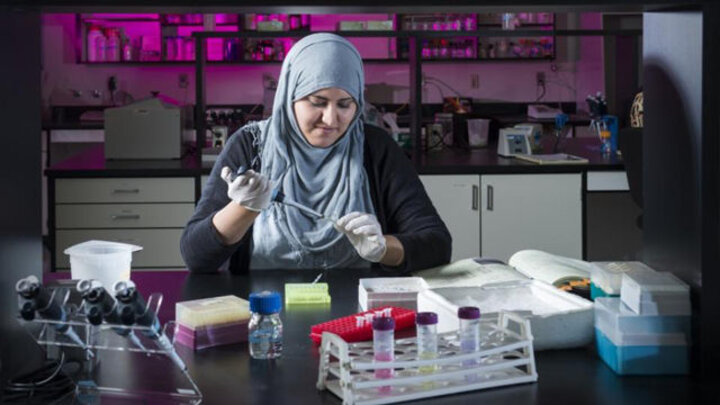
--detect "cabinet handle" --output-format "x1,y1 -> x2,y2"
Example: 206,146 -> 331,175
112,188 -> 140,194
487,185 -> 494,211
112,214 -> 140,220
472,185 -> 479,211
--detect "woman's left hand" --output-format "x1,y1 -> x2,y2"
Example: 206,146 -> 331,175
335,212 -> 387,262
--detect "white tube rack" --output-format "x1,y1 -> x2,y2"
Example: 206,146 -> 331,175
317,311 -> 537,405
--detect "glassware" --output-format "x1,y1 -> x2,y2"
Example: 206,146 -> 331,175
248,291 -> 283,360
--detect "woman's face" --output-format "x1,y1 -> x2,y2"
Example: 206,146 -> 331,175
293,87 -> 358,148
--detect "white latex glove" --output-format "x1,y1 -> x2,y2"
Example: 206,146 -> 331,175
220,166 -> 272,212
335,212 -> 387,263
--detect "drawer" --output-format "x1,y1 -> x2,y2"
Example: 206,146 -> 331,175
55,178 -> 195,203
56,229 -> 185,269
56,203 -> 194,229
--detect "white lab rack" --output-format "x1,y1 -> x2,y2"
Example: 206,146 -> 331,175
317,311 -> 537,405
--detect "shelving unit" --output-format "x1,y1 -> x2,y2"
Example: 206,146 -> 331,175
76,12 -> 556,65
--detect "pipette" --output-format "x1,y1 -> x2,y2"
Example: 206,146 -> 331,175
77,279 -> 148,351
113,280 -> 188,372
231,165 -> 337,223
16,275 -> 94,358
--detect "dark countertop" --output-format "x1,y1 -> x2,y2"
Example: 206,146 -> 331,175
45,136 -> 623,178
41,270 -> 714,404
45,144 -> 203,178
419,136 -> 623,174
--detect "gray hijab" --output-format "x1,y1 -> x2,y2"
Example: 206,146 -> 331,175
250,33 -> 374,269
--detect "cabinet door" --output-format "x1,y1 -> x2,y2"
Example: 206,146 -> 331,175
481,174 -> 582,262
420,175 -> 480,262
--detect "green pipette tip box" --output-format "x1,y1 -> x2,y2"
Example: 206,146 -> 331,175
284,283 -> 331,305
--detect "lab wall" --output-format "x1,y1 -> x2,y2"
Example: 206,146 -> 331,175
41,13 -> 604,110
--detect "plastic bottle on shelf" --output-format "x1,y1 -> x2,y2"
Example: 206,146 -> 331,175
416,312 -> 438,375
372,316 -> 395,393
248,291 -> 283,360
105,28 -> 121,62
166,37 -> 177,61
122,35 -> 133,61
87,25 -> 104,62
458,306 -> 481,382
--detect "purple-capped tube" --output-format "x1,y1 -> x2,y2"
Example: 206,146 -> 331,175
458,306 -> 481,381
416,312 -> 438,375
372,316 -> 395,394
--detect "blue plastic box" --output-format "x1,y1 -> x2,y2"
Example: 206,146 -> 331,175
595,328 -> 688,375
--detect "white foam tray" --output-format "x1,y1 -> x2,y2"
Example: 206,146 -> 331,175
418,280 -> 593,350
358,277 -> 428,311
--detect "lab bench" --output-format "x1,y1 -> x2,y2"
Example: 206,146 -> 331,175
40,269 -> 714,404
45,137 -> 629,271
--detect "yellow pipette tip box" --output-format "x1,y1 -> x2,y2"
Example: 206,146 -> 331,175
284,283 -> 331,305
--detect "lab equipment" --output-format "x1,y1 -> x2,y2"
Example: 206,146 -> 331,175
372,316 -> 395,393
595,298 -> 689,375
248,291 -> 283,359
64,240 -> 141,294
620,270 -> 690,315
527,104 -> 562,119
590,261 -> 652,299
104,96 -> 184,159
416,312 -> 438,374
271,188 -> 330,220
358,277 -> 428,311
16,275 -> 91,355
77,279 -> 149,351
285,283 -> 331,305
458,306 -> 480,379
317,311 -> 537,405
16,277 -> 202,403
418,280 -> 594,350
113,280 -> 188,372
310,306 -> 415,344
497,127 -> 533,157
175,295 -> 251,350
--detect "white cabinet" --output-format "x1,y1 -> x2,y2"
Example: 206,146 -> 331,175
421,173 -> 582,264
420,175 -> 481,262
53,177 -> 195,270
481,174 -> 582,262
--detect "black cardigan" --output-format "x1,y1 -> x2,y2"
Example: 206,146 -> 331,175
180,123 -> 452,274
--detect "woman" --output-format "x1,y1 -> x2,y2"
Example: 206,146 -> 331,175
181,33 -> 451,273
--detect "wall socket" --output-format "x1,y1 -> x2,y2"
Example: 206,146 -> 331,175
536,71 -> 546,87
178,73 -> 189,89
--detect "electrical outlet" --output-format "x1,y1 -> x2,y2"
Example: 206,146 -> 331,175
179,73 -> 189,89
471,73 -> 480,89
536,71 -> 546,86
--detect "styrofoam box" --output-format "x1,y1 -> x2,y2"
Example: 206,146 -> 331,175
594,297 -> 691,336
417,280 -> 594,350
590,261 -> 656,296
358,277 -> 429,311
621,271 -> 690,314
595,328 -> 688,375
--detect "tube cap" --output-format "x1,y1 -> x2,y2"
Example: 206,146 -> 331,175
457,306 -> 481,320
249,291 -> 282,315
372,316 -> 395,331
416,312 -> 438,325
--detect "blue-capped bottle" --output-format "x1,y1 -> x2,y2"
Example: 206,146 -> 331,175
248,291 -> 283,359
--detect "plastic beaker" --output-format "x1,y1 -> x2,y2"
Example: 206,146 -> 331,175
64,240 -> 142,289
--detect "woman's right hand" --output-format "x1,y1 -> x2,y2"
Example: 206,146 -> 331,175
221,166 -> 273,212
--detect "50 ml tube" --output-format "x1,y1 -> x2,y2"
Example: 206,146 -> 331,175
372,317 -> 395,394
